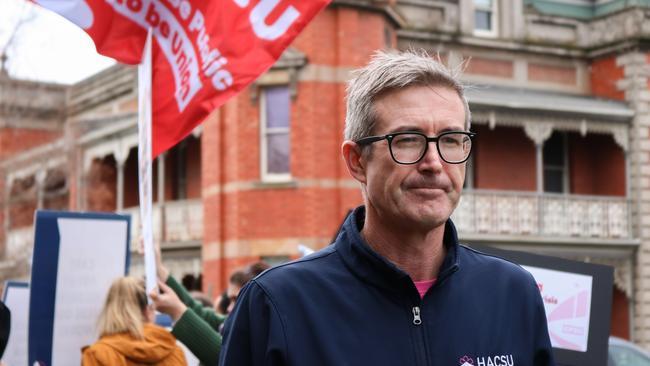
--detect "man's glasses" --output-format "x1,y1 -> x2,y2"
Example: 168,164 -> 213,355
355,131 -> 476,165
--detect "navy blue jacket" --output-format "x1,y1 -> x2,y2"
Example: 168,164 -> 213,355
220,206 -> 555,366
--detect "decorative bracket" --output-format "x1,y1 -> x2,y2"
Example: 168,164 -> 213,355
523,122 -> 554,145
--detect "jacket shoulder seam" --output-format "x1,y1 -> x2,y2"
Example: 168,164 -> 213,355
459,244 -> 534,276
257,247 -> 338,278
250,279 -> 291,358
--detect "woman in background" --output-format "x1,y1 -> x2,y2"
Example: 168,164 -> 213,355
82,276 -> 187,366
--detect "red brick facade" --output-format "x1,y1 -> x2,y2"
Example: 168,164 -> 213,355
569,133 -> 626,196
473,125 -> 537,191
528,63 -> 577,85
0,128 -> 61,159
591,56 -> 625,100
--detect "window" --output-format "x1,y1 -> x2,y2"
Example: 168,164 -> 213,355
543,132 -> 568,193
474,0 -> 497,36
261,86 -> 291,181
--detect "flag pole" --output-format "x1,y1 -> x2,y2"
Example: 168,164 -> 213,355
137,27 -> 157,297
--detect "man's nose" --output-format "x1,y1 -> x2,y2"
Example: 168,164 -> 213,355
417,143 -> 444,173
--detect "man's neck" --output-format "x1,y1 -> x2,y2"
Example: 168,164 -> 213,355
361,209 -> 448,282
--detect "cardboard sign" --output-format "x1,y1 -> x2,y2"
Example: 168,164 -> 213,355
28,211 -> 130,366
2,281 -> 29,366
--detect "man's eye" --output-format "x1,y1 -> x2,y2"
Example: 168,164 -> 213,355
440,136 -> 461,145
394,136 -> 420,145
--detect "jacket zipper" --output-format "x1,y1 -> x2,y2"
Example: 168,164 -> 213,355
412,306 -> 422,325
410,303 -> 428,366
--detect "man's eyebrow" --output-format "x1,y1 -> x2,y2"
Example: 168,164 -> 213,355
438,126 -> 466,133
387,125 -> 466,135
388,125 -> 424,133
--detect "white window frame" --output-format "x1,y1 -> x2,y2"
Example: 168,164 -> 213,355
260,86 -> 291,182
473,0 -> 498,38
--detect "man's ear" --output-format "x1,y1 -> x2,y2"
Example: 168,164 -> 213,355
342,141 -> 368,184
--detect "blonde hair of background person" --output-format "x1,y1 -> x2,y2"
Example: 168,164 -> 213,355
96,276 -> 151,339
82,276 -> 187,366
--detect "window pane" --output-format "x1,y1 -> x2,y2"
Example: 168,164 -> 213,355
267,133 -> 290,174
265,86 -> 290,128
475,11 -> 492,31
474,0 -> 492,8
544,169 -> 564,193
544,133 -> 565,166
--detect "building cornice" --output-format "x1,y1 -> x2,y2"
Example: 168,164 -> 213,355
0,76 -> 67,129
331,0 -> 406,28
398,29 -> 586,57
67,65 -> 136,117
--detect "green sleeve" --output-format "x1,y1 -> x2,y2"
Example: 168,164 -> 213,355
166,275 -> 226,330
172,309 -> 222,366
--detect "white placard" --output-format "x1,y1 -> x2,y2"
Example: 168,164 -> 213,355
50,218 -> 128,366
523,265 -> 593,352
2,283 -> 29,366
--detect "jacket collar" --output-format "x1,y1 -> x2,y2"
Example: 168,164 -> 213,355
335,206 -> 460,296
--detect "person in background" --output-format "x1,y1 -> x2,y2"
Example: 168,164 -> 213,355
214,291 -> 230,316
81,276 -> 186,366
219,50 -> 554,366
189,291 -> 214,308
151,242 -> 270,365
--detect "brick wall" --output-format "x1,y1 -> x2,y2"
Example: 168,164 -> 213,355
0,128 -> 61,159
569,133 -> 626,196
473,125 -> 537,191
528,63 -> 577,86
591,56 -> 625,100
465,57 -> 514,79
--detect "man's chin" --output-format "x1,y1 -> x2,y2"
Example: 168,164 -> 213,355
402,207 -> 450,230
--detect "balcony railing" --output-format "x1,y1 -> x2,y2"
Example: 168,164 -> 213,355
121,199 -> 203,245
451,190 -> 632,240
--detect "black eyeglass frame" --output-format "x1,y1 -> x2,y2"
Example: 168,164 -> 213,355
355,130 -> 477,165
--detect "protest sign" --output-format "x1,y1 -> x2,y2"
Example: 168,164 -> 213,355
2,281 -> 29,366
28,211 -> 130,366
473,245 -> 613,366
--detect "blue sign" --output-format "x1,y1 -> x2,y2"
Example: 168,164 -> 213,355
28,210 -> 130,366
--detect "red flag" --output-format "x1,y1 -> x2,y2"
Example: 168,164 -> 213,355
32,0 -> 330,157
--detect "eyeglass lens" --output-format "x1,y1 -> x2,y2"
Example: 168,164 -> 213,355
391,133 -> 472,164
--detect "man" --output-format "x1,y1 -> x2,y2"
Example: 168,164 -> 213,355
220,50 -> 555,366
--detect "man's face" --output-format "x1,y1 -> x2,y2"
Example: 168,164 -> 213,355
358,85 -> 467,231
226,283 -> 242,314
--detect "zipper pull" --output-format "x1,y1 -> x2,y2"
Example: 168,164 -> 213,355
412,306 -> 422,325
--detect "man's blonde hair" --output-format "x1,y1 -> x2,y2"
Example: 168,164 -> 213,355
96,276 -> 148,339
345,49 -> 470,142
